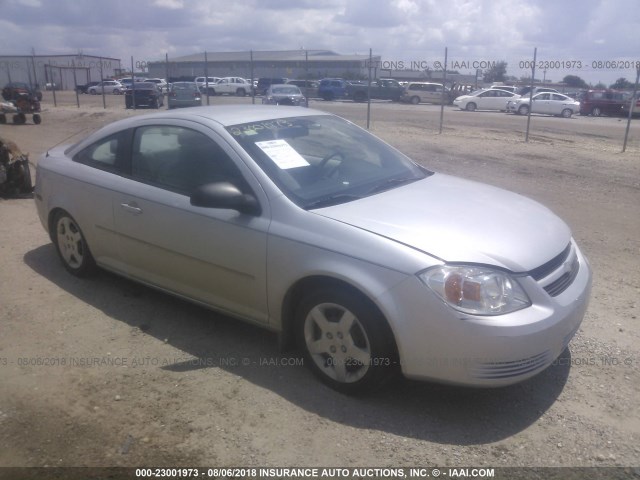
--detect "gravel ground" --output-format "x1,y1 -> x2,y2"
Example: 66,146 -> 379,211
0,92 -> 638,472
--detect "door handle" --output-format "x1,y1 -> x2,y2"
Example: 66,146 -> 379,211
120,202 -> 143,214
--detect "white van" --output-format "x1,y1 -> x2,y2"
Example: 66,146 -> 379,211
400,82 -> 449,104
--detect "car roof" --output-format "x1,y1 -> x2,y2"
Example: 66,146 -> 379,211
66,105 -> 328,157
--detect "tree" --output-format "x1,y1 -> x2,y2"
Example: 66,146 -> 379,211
483,61 -> 507,83
610,77 -> 634,90
593,82 -> 607,89
562,75 -> 588,89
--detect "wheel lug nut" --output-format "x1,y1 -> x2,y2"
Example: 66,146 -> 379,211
330,346 -> 337,353
341,346 -> 347,353
326,333 -> 333,339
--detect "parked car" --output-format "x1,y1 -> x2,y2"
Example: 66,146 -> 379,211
516,86 -> 560,97
261,84 -> 306,106
400,82 -> 450,105
118,78 -> 147,89
88,80 -> 124,95
488,84 -> 518,94
318,78 -> 349,101
2,82 -> 43,101
507,92 -> 580,117
195,77 -> 220,95
453,88 -> 520,112
124,82 -> 164,108
287,80 -> 319,99
34,105 -> 591,394
621,92 -> 640,116
145,78 -> 169,93
579,89 -> 629,117
167,82 -> 202,109
212,77 -> 251,96
346,78 -> 404,103
256,77 -> 288,96
75,81 -> 101,94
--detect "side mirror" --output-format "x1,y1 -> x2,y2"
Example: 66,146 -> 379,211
190,182 -> 261,216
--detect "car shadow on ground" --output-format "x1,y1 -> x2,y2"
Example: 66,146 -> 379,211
25,243 -> 571,446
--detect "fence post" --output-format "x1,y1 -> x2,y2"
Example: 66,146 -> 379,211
131,56 -> 136,110
204,51 -> 210,105
525,47 -> 537,143
250,50 -> 255,104
49,65 -> 58,107
439,47 -> 448,135
72,60 -> 79,108
622,67 -> 640,152
366,48 -> 372,130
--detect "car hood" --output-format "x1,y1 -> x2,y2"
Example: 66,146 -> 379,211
312,173 -> 571,272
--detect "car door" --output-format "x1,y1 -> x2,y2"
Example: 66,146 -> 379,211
70,129 -> 131,271
112,121 -> 270,323
423,84 -> 439,103
477,90 -> 498,109
551,94 -> 572,115
217,78 -> 230,94
531,93 -> 550,114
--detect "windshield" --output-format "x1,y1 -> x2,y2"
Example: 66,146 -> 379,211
227,115 -> 430,209
272,86 -> 301,95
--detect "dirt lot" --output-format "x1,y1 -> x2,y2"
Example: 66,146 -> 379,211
0,92 -> 639,470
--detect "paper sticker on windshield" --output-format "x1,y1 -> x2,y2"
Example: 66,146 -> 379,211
256,139 -> 309,169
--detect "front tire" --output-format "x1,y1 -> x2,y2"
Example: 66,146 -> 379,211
295,287 -> 398,394
52,211 -> 96,277
466,102 -> 477,112
591,107 -> 601,117
518,104 -> 529,115
561,108 -> 573,118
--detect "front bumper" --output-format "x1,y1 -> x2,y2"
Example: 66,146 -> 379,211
378,241 -> 592,386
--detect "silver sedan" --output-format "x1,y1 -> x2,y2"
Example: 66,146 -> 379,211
34,106 -> 592,394
507,92 -> 580,117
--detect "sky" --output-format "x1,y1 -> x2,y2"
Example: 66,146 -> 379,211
1,0 -> 640,86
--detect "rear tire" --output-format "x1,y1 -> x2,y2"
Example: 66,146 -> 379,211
295,287 -> 398,394
52,211 -> 96,277
33,113 -> 42,125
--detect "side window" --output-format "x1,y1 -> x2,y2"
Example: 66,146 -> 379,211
131,126 -> 245,195
74,130 -> 128,172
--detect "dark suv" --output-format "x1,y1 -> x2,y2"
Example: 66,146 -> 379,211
318,78 -> 349,101
579,89 -> 629,117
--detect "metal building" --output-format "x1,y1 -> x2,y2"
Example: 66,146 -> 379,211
0,54 -> 122,90
147,50 -> 381,82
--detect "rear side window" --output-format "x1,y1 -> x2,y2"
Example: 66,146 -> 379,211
73,130 -> 129,173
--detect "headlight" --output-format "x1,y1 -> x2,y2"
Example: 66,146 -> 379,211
419,265 -> 531,315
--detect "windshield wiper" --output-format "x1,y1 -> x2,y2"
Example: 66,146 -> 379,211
304,193 -> 364,210
365,176 -> 420,195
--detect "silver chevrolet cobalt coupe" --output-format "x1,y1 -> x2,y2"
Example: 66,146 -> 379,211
35,105 -> 591,394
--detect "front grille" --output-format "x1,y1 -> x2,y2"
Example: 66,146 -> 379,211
528,243 -> 571,280
472,351 -> 552,379
544,254 -> 580,297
